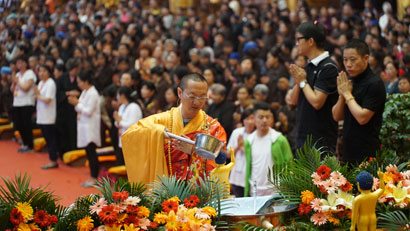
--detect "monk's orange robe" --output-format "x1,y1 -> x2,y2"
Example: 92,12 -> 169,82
122,105 -> 226,185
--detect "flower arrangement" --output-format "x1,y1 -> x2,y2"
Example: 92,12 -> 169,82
55,178 -> 152,231
0,173 -> 63,231
375,164 -> 410,208
267,138 -> 356,230
152,195 -> 217,230
297,165 -> 354,227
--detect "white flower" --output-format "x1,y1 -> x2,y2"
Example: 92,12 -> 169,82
123,196 -> 141,206
195,208 -> 210,220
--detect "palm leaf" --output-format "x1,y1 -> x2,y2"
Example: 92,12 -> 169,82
378,210 -> 409,230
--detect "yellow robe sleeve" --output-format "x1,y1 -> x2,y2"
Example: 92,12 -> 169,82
121,112 -> 170,185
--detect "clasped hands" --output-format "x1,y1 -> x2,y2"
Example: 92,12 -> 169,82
289,64 -> 307,85
164,128 -> 194,154
337,71 -> 353,100
66,90 -> 80,106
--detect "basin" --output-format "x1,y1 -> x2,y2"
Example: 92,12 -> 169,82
221,194 -> 297,228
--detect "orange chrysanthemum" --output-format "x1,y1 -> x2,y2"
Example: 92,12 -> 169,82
301,190 -> 315,205
162,200 -> 178,213
112,191 -> 129,201
184,195 -> 200,208
98,205 -> 118,224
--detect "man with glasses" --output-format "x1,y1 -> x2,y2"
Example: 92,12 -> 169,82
288,21 -> 339,154
122,73 -> 227,184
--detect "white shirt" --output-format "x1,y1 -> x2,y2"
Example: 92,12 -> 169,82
248,128 -> 281,196
228,127 -> 251,187
115,102 -> 143,147
36,78 -> 56,125
13,69 -> 37,107
310,51 -> 330,66
75,86 -> 101,148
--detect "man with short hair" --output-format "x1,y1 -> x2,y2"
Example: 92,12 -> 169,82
207,83 -> 235,137
244,102 -> 292,197
122,73 -> 227,184
332,39 -> 386,164
289,21 -> 339,153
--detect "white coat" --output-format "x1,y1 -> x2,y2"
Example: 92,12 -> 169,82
115,102 -> 143,147
75,86 -> 101,148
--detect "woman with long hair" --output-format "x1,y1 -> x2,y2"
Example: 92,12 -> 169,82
68,70 -> 101,187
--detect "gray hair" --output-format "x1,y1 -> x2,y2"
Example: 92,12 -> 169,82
253,84 -> 269,96
211,83 -> 227,96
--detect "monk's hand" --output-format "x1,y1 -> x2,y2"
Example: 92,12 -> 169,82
164,127 -> 170,139
173,135 -> 194,154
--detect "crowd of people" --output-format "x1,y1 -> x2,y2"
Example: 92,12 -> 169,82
0,0 -> 409,192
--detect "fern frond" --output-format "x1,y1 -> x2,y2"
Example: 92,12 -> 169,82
378,210 -> 409,230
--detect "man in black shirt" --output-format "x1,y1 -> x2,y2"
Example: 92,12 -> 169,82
332,39 -> 386,164
289,21 -> 339,153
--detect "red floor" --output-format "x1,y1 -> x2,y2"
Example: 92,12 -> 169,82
0,139 -> 99,206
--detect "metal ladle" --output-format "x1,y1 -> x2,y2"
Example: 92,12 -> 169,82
166,132 -> 224,159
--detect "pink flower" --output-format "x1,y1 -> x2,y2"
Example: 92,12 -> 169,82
138,217 -> 151,230
386,164 -> 398,173
311,173 -> 322,185
90,198 -> 107,214
379,197 -> 387,203
403,180 -> 410,187
403,171 -> 410,180
310,198 -> 322,212
112,203 -> 127,213
310,212 -> 328,226
322,179 -> 337,194
330,171 -> 347,186
372,177 -> 380,191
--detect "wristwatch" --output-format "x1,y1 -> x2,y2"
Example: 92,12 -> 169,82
299,81 -> 307,89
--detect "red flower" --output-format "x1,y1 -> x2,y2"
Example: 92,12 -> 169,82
48,215 -> 58,224
98,205 -> 118,224
124,214 -> 139,225
34,210 -> 51,227
316,165 -> 331,180
126,205 -> 139,214
9,208 -> 23,225
298,203 -> 311,215
112,191 -> 129,201
161,200 -> 178,213
150,221 -> 159,229
393,172 -> 404,183
184,195 -> 200,208
337,210 -> 347,218
319,185 -> 328,194
340,182 -> 352,192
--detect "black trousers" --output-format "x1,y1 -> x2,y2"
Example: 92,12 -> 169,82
85,142 -> 99,178
13,106 -> 34,149
55,111 -> 77,156
39,124 -> 57,162
117,148 -> 125,166
231,184 -> 244,198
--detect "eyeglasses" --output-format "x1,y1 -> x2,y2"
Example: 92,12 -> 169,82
296,36 -> 308,42
183,92 -> 208,101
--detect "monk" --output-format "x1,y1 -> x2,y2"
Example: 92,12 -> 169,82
350,170 -> 385,231
122,73 -> 227,184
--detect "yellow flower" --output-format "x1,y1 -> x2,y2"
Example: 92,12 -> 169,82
137,206 -> 150,218
154,212 -> 168,224
124,223 -> 141,231
28,223 -> 41,231
169,196 -> 181,203
165,220 -> 178,231
16,223 -> 31,231
384,172 -> 395,183
202,207 -> 216,218
167,210 -> 177,223
117,213 -> 128,223
301,190 -> 315,205
15,202 -> 33,222
77,216 -> 94,231
327,213 -> 340,226
105,224 -> 122,231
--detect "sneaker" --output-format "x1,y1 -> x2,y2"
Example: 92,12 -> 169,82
18,146 -> 29,152
41,163 -> 59,169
